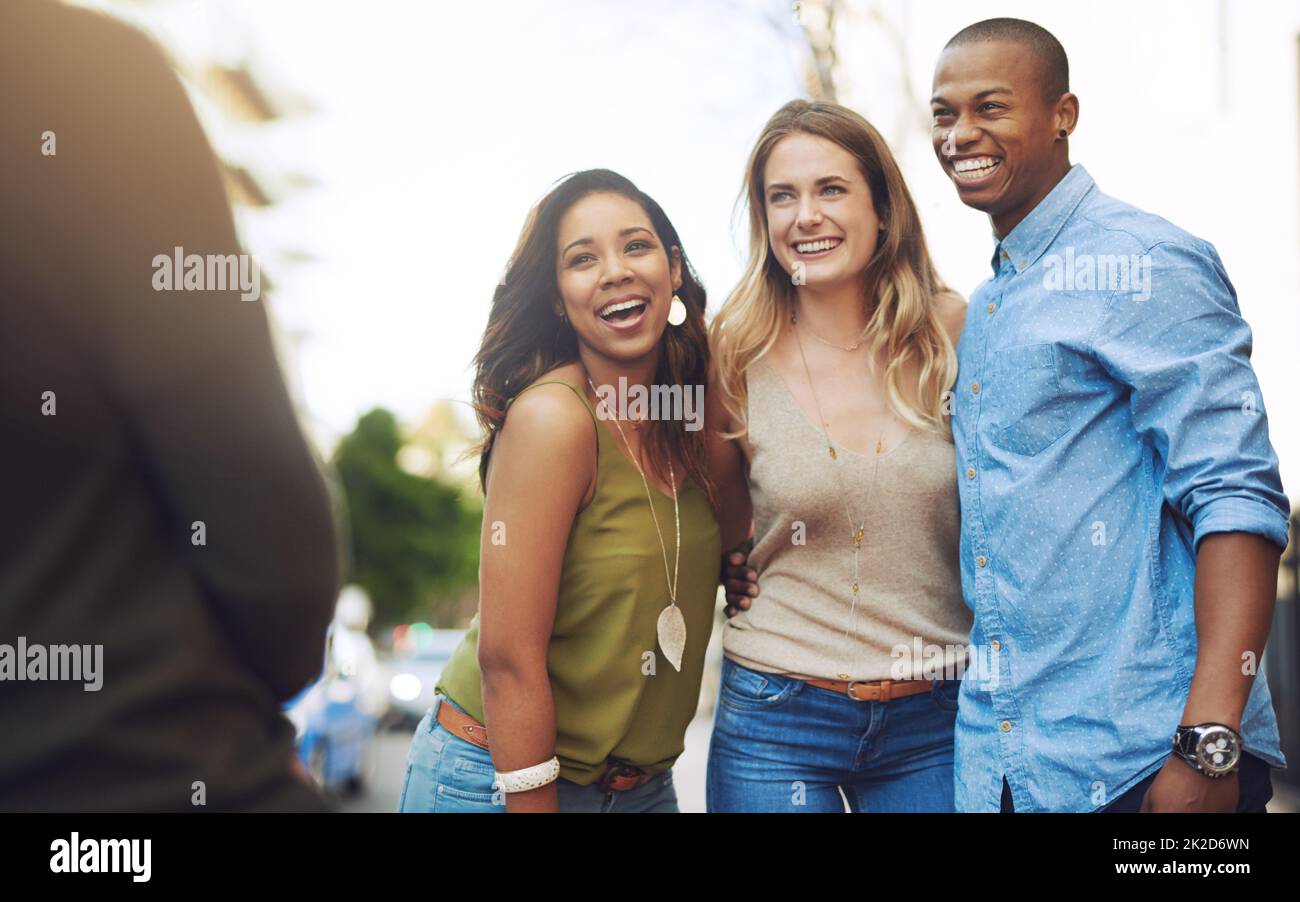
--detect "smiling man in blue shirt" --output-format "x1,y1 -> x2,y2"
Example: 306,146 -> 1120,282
930,18 -> 1291,813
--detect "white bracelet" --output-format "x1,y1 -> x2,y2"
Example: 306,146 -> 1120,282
494,756 -> 560,793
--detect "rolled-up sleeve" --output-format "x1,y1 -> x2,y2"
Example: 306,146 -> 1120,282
1093,238 -> 1291,553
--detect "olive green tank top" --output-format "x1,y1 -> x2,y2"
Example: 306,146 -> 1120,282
435,379 -> 721,786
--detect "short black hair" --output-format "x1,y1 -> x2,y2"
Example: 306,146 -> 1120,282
944,18 -> 1069,105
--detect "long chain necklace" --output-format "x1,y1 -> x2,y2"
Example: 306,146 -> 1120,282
790,303 -> 868,352
790,306 -> 890,680
585,375 -> 686,672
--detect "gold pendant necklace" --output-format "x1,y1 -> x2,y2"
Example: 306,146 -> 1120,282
586,375 -> 686,672
791,307 -> 890,681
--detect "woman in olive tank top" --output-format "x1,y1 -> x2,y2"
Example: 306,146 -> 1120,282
398,170 -> 749,813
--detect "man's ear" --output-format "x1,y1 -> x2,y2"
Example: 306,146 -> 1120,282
1055,92 -> 1080,138
670,246 -> 683,292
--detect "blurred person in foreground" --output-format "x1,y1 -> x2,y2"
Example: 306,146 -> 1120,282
0,0 -> 340,811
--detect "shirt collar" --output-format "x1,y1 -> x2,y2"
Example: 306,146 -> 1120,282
991,163 -> 1095,275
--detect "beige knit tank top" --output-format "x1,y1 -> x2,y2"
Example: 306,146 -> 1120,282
721,357 -> 973,682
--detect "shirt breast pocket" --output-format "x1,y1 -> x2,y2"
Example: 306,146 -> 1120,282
984,342 -> 1071,457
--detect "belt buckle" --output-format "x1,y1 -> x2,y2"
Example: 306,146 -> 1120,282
847,679 -> 890,702
598,760 -> 643,792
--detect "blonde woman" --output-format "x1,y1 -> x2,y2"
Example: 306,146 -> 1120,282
706,100 -> 971,811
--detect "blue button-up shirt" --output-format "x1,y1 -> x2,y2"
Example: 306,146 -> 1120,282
952,164 -> 1291,812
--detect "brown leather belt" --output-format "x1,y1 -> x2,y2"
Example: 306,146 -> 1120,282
791,675 -> 939,702
436,696 -> 491,750
435,697 -> 655,792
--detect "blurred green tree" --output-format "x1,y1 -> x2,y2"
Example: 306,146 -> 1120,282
333,408 -> 480,631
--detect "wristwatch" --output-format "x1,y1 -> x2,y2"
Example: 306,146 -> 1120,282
1171,723 -> 1242,777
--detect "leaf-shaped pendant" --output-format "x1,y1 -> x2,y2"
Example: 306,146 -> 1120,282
657,604 -> 687,672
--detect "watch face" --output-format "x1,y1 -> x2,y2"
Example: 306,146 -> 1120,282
1195,728 -> 1240,775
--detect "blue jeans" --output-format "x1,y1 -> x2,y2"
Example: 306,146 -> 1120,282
397,694 -> 679,813
706,656 -> 959,812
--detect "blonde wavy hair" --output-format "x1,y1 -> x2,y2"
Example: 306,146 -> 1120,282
711,99 -> 957,439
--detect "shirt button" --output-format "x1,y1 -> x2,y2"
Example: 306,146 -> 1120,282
986,303 -> 996,314
970,382 -> 980,394
976,555 -> 987,567
1000,721 -> 1012,732
966,467 -> 976,479
991,640 -> 1001,652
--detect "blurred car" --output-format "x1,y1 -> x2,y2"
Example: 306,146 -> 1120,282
285,586 -> 387,796
379,624 -> 466,730
289,675 -> 376,796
